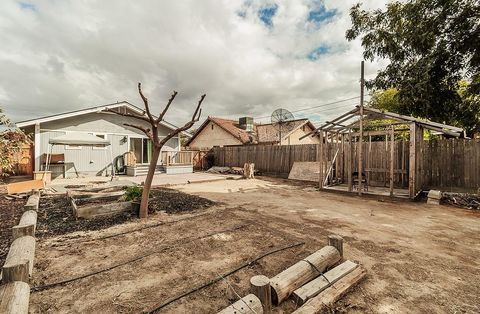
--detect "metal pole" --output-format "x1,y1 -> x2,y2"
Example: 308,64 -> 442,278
358,61 -> 365,195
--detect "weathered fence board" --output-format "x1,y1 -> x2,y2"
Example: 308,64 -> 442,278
213,139 -> 480,192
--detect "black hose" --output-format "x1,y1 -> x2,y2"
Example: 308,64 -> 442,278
31,224 -> 247,292
145,241 -> 305,314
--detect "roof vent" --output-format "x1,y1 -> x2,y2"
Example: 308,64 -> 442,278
239,117 -> 254,132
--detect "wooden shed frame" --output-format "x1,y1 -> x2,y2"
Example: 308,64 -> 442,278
300,106 -> 465,198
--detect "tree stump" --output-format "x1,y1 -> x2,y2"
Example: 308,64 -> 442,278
243,163 -> 255,179
250,275 -> 271,313
328,234 -> 344,258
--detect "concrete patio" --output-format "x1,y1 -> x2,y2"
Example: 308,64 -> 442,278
45,172 -> 235,192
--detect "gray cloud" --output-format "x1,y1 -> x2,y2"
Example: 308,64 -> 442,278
0,0 -> 389,127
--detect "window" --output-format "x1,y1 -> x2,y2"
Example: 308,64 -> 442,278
91,133 -> 107,150
211,124 -> 214,130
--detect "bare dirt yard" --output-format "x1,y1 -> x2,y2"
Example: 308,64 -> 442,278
27,177 -> 480,313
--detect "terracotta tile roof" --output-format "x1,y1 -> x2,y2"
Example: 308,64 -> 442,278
185,116 -> 316,146
209,117 -> 255,144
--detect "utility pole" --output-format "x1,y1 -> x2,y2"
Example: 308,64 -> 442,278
358,61 -> 365,196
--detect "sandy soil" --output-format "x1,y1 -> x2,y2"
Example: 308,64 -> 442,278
29,177 -> 480,313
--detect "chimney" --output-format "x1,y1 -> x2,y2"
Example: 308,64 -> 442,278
239,117 -> 254,132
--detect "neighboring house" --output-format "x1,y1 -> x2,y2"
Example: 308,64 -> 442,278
16,101 -> 188,178
185,116 -> 319,150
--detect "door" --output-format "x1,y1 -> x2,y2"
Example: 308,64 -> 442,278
129,137 -> 153,164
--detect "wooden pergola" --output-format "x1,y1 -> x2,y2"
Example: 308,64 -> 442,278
301,106 -> 465,198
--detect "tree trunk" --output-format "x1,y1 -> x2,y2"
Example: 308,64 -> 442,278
139,146 -> 161,218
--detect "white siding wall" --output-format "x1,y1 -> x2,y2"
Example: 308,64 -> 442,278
37,112 -> 180,177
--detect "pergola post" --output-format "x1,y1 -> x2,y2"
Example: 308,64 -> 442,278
389,126 -> 394,197
347,130 -> 353,192
319,130 -> 324,190
408,122 -> 424,198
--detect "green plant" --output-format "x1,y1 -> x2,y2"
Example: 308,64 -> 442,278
123,185 -> 146,202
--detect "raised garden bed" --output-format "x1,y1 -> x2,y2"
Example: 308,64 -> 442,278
35,187 -> 215,237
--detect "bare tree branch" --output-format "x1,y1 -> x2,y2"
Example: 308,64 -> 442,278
158,94 -> 206,147
138,82 -> 155,125
157,91 -> 178,123
124,123 -> 153,141
105,108 -> 151,123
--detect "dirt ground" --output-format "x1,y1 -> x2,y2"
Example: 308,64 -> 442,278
0,196 -> 27,266
29,177 -> 480,313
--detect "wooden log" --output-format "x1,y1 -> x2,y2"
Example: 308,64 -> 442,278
250,275 -> 271,313
292,266 -> 366,314
0,281 -> 30,314
2,236 -> 36,283
327,235 -> 343,258
217,294 -> 263,314
270,246 -> 341,305
74,202 -> 132,219
243,163 -> 255,179
12,210 -> 37,240
24,194 -> 40,211
292,260 -> 358,305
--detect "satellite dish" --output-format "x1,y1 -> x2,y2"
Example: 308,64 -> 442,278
271,108 -> 295,144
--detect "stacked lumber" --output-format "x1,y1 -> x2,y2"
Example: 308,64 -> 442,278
292,260 -> 358,305
216,235 -> 365,314
292,267 -> 366,313
270,246 -> 341,305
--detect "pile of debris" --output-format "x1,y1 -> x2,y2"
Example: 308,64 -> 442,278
442,192 -> 480,210
206,166 -> 244,175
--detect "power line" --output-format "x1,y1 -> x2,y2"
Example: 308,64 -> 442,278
253,96 -> 361,119
254,102 -> 358,123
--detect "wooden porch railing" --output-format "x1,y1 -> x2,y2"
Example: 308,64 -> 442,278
160,151 -> 195,166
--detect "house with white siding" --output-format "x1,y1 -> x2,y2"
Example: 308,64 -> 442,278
16,101 -> 191,178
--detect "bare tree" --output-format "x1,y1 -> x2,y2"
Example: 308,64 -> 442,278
109,83 -> 205,218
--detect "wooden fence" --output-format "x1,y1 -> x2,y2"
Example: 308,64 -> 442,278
212,139 -> 480,192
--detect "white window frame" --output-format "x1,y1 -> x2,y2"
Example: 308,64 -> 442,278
90,132 -> 108,150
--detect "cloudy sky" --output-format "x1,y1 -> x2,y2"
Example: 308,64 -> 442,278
0,0 -> 390,127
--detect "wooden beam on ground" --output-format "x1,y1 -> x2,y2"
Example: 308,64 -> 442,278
74,202 -> 132,219
269,245 -> 341,305
6,180 -> 44,195
0,281 -> 30,314
217,294 -> 263,314
291,266 -> 367,314
2,236 -> 36,283
292,260 -> 358,305
24,193 -> 40,210
12,210 -> 37,241
250,275 -> 271,313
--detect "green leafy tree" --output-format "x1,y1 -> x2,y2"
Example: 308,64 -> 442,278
346,0 -> 480,135
0,107 -> 30,177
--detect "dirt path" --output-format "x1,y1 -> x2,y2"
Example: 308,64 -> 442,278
29,177 -> 480,313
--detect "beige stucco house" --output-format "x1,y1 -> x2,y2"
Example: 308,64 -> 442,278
185,116 -> 319,150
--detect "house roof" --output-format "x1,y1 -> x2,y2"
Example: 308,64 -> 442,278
15,101 -> 190,136
256,119 -> 314,143
185,116 -> 316,146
